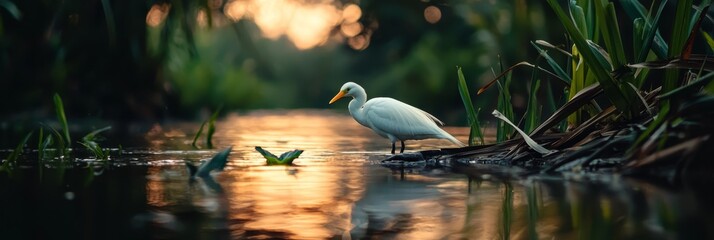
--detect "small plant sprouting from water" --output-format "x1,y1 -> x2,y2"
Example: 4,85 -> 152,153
53,93 -> 72,147
255,147 -> 304,165
0,132 -> 33,173
79,126 -> 112,160
192,106 -> 222,149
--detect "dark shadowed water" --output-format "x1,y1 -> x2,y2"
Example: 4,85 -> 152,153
1,110 -> 713,239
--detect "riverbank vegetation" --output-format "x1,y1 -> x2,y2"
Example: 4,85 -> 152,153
446,0 -> 713,183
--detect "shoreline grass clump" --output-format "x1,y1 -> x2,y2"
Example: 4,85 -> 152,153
1,94 -> 114,177
445,0 -> 714,182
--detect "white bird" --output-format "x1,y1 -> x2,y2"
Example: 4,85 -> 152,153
329,82 -> 465,154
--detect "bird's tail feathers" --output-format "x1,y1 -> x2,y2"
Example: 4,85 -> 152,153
441,131 -> 466,147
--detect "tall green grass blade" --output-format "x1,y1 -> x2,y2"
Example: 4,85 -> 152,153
569,44 -> 585,126
206,106 -> 222,149
45,124 -> 67,157
548,0 -> 638,118
664,0 -> 693,92
619,0 -> 669,58
53,93 -> 71,147
633,18 -> 645,60
531,42 -> 572,83
457,66 -> 484,145
570,2 -> 589,38
192,121 -> 207,148
535,40 -> 573,57
495,75 -> 514,142
38,130 -> 53,160
636,0 -> 668,63
525,63 -> 542,134
596,2 -> 628,68
83,126 -> 111,142
544,79 -> 558,117
702,31 -> 714,52
689,0 -> 712,36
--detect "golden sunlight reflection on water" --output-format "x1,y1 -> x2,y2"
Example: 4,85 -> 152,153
143,110 -> 500,238
140,110 -> 697,239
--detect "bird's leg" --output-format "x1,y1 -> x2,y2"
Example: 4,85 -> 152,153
400,141 -> 405,153
391,142 -> 396,154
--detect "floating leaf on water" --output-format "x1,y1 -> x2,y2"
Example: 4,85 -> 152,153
255,146 -> 303,165
195,146 -> 232,177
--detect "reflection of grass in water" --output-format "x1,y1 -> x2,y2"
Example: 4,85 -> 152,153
526,183 -> 539,240
500,182 -> 513,240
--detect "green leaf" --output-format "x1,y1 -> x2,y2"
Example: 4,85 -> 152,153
636,0 -> 668,63
206,105 -> 222,148
495,73 -> 514,142
570,2 -> 588,38
548,0 -> 638,118
256,147 -> 303,165
531,42 -> 572,83
53,93 -> 71,147
618,0 -> 669,58
664,0 -> 693,93
596,1 -> 628,68
457,66 -> 484,145
44,124 -> 67,157
83,126 -> 112,142
525,68 -> 541,134
702,31 -> 714,52
277,149 -> 304,164
192,121 -> 207,148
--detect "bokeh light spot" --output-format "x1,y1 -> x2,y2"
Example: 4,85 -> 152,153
424,6 -> 441,24
340,22 -> 363,38
342,4 -> 362,23
146,4 -> 171,27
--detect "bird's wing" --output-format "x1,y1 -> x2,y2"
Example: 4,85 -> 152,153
363,98 -> 443,139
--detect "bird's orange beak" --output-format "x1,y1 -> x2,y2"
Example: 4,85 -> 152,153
329,90 -> 346,104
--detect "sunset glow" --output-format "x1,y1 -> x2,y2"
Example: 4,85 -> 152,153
219,0 -> 367,50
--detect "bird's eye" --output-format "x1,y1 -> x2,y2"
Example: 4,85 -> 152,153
345,88 -> 351,92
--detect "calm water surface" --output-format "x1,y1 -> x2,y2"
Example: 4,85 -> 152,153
1,110 -> 713,239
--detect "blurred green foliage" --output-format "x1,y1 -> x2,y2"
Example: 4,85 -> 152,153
1,0 -> 562,124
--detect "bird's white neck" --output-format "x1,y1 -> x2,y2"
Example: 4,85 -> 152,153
348,88 -> 369,126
